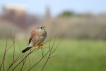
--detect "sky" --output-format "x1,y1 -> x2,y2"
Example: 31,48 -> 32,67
0,0 -> 106,16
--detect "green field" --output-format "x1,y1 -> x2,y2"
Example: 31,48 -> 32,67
0,39 -> 106,71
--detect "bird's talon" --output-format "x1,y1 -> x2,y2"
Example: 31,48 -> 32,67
36,46 -> 39,50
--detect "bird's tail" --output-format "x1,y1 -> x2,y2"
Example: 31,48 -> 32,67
22,47 -> 32,53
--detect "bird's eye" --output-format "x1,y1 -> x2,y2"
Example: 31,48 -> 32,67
41,27 -> 43,29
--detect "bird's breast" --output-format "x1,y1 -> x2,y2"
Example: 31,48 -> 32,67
31,30 -> 47,46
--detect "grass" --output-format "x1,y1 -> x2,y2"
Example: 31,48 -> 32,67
0,39 -> 106,71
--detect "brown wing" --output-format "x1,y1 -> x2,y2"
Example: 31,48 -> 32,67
28,29 -> 36,44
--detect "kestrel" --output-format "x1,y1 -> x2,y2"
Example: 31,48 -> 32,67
22,25 -> 47,53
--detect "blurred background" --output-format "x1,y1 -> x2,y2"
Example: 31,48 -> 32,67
0,0 -> 106,71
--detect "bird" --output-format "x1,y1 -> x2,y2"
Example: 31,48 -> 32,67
22,25 -> 47,53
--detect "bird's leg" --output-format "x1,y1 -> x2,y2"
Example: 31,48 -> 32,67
35,46 -> 39,50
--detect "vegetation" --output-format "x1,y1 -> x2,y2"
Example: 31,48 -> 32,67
58,11 -> 75,17
0,39 -> 106,71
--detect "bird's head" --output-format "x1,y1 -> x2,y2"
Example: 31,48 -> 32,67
36,25 -> 46,31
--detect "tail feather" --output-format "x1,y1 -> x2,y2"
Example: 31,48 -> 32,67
22,47 -> 32,53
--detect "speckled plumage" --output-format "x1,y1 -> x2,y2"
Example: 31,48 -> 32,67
31,29 -> 47,46
22,25 -> 47,53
